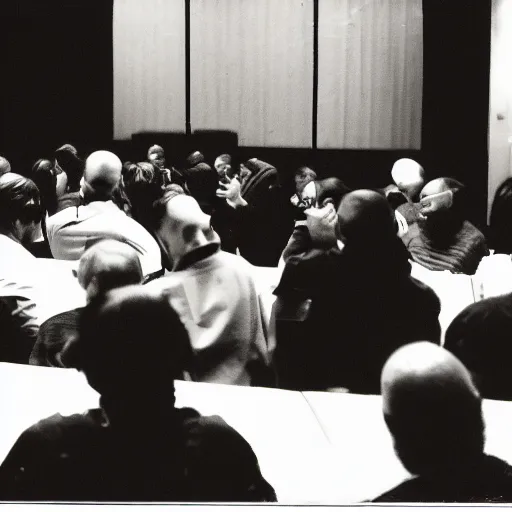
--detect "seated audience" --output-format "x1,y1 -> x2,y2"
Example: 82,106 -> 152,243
0,286 -> 276,502
29,239 -> 144,367
46,150 -> 162,277
147,190 -> 271,386
0,173 -> 43,363
402,178 -> 489,274
489,177 -> 512,254
0,156 -> 12,176
147,144 -> 187,189
373,342 -> 512,503
216,158 -> 295,266
53,144 -> 85,212
444,293 -> 512,401
274,189 -> 441,393
214,153 -> 233,183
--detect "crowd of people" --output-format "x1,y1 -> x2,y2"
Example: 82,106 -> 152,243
1,143 -> 512,502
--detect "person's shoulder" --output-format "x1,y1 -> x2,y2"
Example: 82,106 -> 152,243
372,477 -> 422,502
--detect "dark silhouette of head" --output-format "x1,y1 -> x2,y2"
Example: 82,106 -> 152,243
0,173 -> 42,247
63,285 -> 193,412
382,342 -> 485,478
0,156 -> 11,176
315,177 -> 350,209
55,144 -> 83,192
185,151 -> 205,168
32,159 -> 58,215
337,189 -> 397,244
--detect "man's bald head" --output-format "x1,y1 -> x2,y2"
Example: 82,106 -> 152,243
82,151 -> 122,200
391,159 -> 425,202
154,193 -> 219,269
77,239 -> 143,302
337,189 -> 396,243
382,342 -> 484,476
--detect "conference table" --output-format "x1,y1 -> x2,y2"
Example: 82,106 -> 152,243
2,363 -> 512,504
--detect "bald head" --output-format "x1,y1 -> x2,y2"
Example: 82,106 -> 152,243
337,189 -> 396,243
82,151 -> 122,200
155,194 -> 219,269
391,159 -> 425,201
382,342 -> 484,476
77,239 -> 143,302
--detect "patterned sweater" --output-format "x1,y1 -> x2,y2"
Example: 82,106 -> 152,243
402,220 -> 489,275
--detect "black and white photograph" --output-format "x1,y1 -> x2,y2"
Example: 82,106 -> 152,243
0,0 -> 511,507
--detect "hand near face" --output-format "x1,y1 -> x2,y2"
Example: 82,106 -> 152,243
216,176 -> 247,208
305,201 -> 338,246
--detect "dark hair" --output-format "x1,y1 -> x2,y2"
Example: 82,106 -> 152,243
0,173 -> 41,231
32,159 -> 58,215
69,286 -> 193,396
489,177 -> 512,254
295,166 -> 317,180
150,185 -> 186,231
54,144 -> 83,192
123,162 -> 164,228
0,156 -> 11,176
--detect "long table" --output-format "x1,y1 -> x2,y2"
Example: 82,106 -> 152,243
2,363 -> 512,504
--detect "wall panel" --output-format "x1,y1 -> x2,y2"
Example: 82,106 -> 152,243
190,0 -> 314,148
317,0 -> 423,149
113,0 -> 186,140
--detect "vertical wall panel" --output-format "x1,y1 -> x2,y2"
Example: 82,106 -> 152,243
317,0 -> 423,149
113,0 -> 186,140
190,0 -> 314,148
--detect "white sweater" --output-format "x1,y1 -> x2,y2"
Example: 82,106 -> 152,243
147,249 -> 270,386
46,201 -> 162,277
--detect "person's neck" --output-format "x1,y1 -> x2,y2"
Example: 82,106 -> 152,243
100,393 -> 177,429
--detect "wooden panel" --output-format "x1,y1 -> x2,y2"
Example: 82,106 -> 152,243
317,0 -> 423,149
190,0 -> 314,147
113,0 -> 186,140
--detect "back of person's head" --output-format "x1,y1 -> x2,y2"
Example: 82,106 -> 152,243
420,177 -> 466,224
153,191 -> 218,269
337,189 -> 397,244
489,177 -> 512,254
315,177 -> 350,209
382,342 -> 484,477
123,162 -> 163,225
63,285 -> 192,403
391,159 -> 425,202
77,239 -> 143,302
81,151 -> 122,201
0,156 -> 11,176
185,150 -> 205,168
0,172 -> 42,245
32,159 -> 58,215
55,144 -> 83,192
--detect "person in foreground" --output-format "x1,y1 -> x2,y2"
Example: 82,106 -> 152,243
373,342 -> 512,503
29,239 -> 144,367
0,286 -> 277,502
274,189 -> 441,393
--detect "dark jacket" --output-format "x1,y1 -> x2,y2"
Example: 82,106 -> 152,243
444,292 -> 512,401
274,225 -> 441,393
0,407 -> 276,502
373,454 -> 512,503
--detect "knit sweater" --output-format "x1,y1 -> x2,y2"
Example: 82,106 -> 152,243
402,220 -> 489,275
